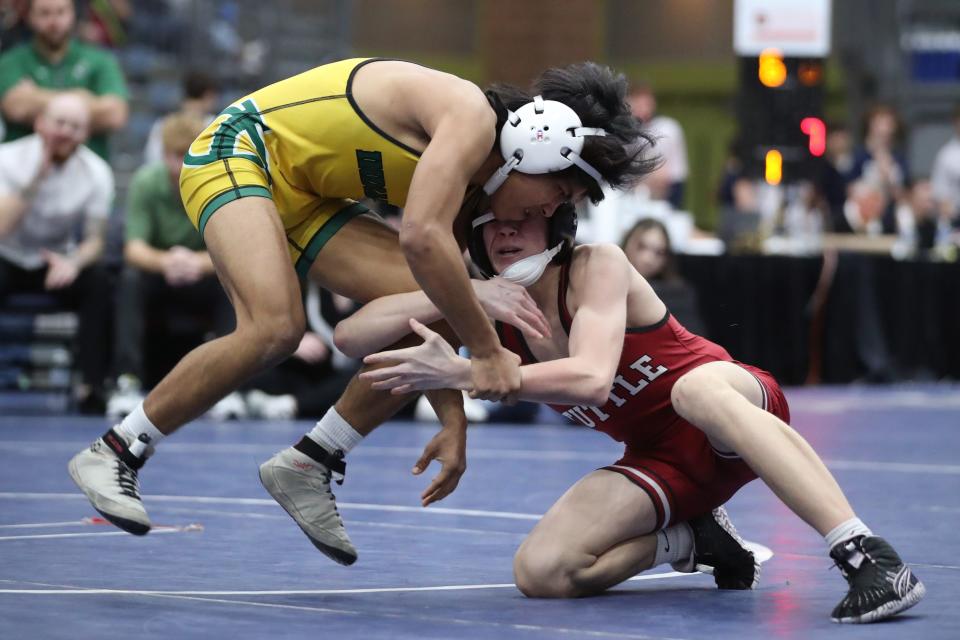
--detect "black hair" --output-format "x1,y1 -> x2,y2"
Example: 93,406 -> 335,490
485,62 -> 660,204
183,71 -> 219,100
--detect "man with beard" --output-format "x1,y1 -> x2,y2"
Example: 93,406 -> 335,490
0,0 -> 128,159
0,93 -> 114,410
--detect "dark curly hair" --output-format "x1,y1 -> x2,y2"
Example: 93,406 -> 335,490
485,62 -> 659,204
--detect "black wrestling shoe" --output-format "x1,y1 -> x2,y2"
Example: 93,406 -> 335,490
675,506 -> 760,589
829,535 -> 925,623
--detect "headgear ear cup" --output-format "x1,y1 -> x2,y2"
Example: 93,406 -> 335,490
483,96 -> 608,195
548,203 -> 578,266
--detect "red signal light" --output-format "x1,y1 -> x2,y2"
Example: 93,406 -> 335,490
801,117 -> 826,157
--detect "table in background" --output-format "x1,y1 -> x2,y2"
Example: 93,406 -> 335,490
678,254 -> 960,385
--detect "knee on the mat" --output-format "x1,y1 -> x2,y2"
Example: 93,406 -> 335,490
513,546 -> 581,599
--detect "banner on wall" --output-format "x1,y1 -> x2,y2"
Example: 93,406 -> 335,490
734,0 -> 832,57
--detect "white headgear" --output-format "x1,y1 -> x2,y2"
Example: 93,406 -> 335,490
482,95 -> 608,195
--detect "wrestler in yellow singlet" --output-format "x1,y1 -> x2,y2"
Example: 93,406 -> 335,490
180,58 -> 419,277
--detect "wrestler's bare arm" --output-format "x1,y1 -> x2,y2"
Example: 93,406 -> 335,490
362,245 -> 633,406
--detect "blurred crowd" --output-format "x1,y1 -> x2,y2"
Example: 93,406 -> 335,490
0,0 -> 956,422
0,0 -> 352,417
716,104 -> 960,259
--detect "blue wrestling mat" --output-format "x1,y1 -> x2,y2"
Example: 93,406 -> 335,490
1,385 -> 956,639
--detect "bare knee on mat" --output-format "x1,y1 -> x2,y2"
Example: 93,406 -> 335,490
513,546 -> 584,599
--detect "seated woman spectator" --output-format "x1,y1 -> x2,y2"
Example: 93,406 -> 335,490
621,218 -> 705,336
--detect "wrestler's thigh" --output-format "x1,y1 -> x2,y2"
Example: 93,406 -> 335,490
307,212 -> 419,303
519,469 -> 659,558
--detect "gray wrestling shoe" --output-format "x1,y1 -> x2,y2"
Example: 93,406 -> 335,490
672,506 -> 760,589
259,438 -> 357,565
68,427 -> 153,535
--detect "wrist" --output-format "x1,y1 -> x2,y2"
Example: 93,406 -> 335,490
64,252 -> 83,269
427,390 -> 468,429
456,358 -> 473,389
468,334 -> 502,358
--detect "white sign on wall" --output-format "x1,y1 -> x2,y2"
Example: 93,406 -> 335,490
734,0 -> 832,57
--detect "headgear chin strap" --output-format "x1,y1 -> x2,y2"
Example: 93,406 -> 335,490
483,95 -> 607,196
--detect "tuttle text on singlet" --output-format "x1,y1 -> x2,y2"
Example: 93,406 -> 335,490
562,355 -> 668,427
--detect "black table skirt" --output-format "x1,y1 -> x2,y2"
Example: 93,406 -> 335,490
677,254 -> 960,385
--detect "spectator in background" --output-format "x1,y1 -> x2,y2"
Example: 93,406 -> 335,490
930,104 -> 960,231
627,83 -> 688,210
818,121 -> 855,226
0,0 -> 128,160
77,0 -> 131,49
836,179 -> 892,235
823,177 -> 897,383
621,218 -> 705,336
107,111 -> 232,418
716,138 -> 762,249
848,104 -> 907,228
0,93 -> 112,411
0,0 -> 31,52
143,70 -> 218,165
77,0 -> 133,49
898,177 -> 945,255
123,0 -> 186,53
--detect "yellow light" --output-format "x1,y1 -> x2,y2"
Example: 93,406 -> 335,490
758,48 -> 786,88
765,149 -> 782,185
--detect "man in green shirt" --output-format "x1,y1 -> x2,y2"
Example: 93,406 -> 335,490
0,0 -> 128,159
107,111 -> 232,418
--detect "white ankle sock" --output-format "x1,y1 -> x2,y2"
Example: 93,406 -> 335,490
306,407 -> 363,455
825,517 -> 873,550
652,522 -> 694,568
116,403 -> 165,447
